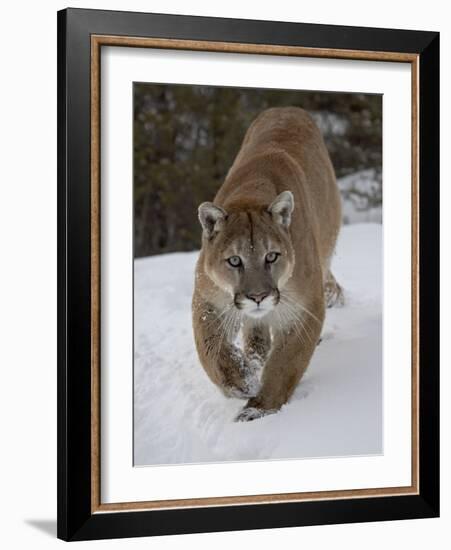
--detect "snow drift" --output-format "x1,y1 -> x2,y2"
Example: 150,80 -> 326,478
134,224 -> 382,466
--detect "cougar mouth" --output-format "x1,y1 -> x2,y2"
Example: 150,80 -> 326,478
234,289 -> 280,319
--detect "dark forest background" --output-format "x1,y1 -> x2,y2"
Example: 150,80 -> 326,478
134,83 -> 382,258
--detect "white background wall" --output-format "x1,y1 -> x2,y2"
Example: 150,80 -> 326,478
0,0 -> 448,547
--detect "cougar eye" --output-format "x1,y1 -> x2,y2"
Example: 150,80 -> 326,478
227,255 -> 242,268
265,252 -> 280,264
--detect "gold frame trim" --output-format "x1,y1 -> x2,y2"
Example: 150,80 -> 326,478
90,35 -> 420,514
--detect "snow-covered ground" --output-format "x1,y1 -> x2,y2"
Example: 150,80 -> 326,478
134,224 -> 382,466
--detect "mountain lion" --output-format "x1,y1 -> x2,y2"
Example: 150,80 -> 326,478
192,107 -> 342,421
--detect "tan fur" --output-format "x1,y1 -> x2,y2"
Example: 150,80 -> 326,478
192,107 -> 342,421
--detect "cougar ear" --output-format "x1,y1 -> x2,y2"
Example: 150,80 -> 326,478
268,191 -> 294,228
198,202 -> 228,238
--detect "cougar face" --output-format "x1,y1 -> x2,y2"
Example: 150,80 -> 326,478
198,192 -> 295,319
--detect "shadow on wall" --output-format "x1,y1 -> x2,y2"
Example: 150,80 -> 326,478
24,519 -> 57,538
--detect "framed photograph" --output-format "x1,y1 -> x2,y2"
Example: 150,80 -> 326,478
57,8 -> 439,541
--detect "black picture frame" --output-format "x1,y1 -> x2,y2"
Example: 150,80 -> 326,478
57,7 -> 439,541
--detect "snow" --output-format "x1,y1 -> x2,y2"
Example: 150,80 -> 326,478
134,224 -> 382,466
338,169 -> 382,224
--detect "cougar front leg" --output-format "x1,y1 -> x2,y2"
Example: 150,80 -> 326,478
243,321 -> 271,361
241,321 -> 271,397
236,303 -> 324,421
193,299 -> 255,399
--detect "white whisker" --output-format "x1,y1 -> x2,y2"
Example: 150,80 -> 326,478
282,292 -> 322,325
277,297 -> 315,345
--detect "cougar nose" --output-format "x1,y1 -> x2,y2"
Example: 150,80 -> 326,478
246,291 -> 269,305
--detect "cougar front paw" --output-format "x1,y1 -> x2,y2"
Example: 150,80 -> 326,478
223,385 -> 256,400
235,406 -> 277,422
